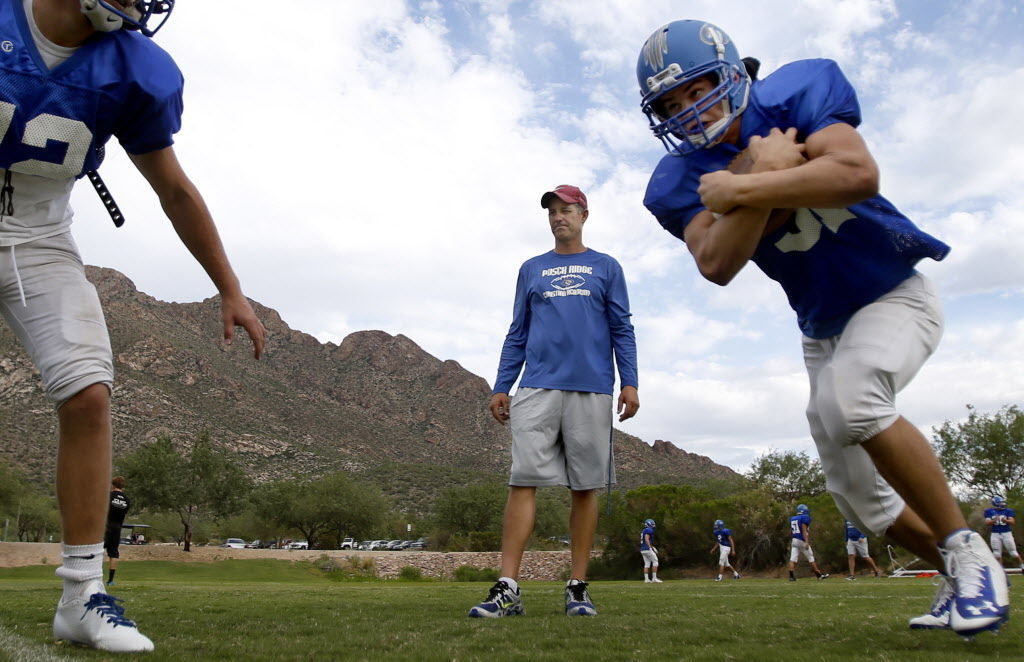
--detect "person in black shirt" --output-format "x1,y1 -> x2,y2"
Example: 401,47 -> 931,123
105,477 -> 130,586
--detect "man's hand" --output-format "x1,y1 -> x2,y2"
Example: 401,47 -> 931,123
221,292 -> 265,359
747,127 -> 807,171
489,393 -> 510,424
617,385 -> 639,421
697,170 -> 739,214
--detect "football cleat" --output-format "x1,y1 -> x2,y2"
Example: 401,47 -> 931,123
467,580 -> 523,618
846,575 -> 856,581
817,573 -> 830,580
651,577 -> 663,583
53,580 -> 154,652
714,576 -> 722,582
942,531 -> 1009,636
565,580 -> 597,616
910,575 -> 953,630
733,572 -> 741,580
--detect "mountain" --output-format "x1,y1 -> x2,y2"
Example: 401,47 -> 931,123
0,267 -> 741,508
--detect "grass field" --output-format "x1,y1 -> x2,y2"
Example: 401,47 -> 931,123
0,560 -> 1019,661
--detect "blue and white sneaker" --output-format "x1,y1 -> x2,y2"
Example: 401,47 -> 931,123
53,580 -> 154,652
565,580 -> 597,616
468,580 -> 523,618
941,530 -> 1010,637
909,575 -> 953,629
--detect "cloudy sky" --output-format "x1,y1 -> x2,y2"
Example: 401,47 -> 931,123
70,0 -> 1024,472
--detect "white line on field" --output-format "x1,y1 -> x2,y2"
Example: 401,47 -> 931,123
0,625 -> 71,662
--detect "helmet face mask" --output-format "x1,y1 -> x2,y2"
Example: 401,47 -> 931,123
80,0 -> 174,37
992,495 -> 1007,508
637,20 -> 750,155
644,518 -> 656,529
713,519 -> 724,531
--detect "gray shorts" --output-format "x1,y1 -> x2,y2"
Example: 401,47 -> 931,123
509,387 -> 613,490
1,233 -> 113,408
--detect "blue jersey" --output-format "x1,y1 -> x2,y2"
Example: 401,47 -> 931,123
845,521 -> 864,541
643,59 -> 950,339
493,248 -> 638,395
790,514 -> 811,541
640,526 -> 655,551
715,528 -> 732,547
0,0 -> 183,180
985,507 -> 1015,534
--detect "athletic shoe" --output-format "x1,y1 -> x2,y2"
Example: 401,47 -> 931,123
644,578 -> 651,583
846,575 -> 856,581
817,573 -> 830,580
789,576 -> 797,582
941,530 -> 1010,636
714,576 -> 722,582
467,580 -> 523,618
53,580 -> 154,653
651,577 -> 662,583
565,580 -> 597,616
733,572 -> 741,580
909,575 -> 953,629
873,570 -> 881,578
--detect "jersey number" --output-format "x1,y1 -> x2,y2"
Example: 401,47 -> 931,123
0,101 -> 92,178
774,208 -> 856,253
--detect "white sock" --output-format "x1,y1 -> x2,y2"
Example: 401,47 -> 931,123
499,576 -> 519,592
55,542 -> 104,601
651,572 -> 658,579
567,578 -> 584,586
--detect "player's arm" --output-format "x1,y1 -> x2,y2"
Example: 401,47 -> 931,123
728,535 -> 736,554
801,523 -> 811,547
686,128 -> 806,285
702,123 -> 879,213
129,146 -> 265,359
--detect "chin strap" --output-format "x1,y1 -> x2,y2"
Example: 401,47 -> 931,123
86,170 -> 125,227
80,0 -> 142,32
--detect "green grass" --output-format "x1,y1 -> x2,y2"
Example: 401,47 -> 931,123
0,561 -> 1019,661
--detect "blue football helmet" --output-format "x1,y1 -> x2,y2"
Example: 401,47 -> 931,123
637,19 -> 750,155
992,495 -> 1007,508
644,518 -> 656,529
80,0 -> 174,37
796,504 -> 810,515
713,519 -> 725,531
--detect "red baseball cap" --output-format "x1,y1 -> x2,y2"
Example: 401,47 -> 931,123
540,185 -> 588,211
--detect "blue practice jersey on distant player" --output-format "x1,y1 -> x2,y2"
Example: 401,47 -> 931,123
985,507 -> 1015,534
640,526 -> 655,551
0,0 -> 183,180
790,514 -> 811,541
643,59 -> 950,339
493,248 -> 638,395
845,521 -> 864,541
715,528 -> 732,547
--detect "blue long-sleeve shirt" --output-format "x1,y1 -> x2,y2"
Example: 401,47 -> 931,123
493,248 -> 638,396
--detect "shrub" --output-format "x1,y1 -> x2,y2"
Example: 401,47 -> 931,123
398,566 -> 424,581
453,565 -> 499,582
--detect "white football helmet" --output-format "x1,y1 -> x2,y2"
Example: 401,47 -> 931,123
80,0 -> 173,37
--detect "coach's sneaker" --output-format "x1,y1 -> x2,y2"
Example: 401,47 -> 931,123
53,580 -> 154,652
467,579 -> 523,618
941,530 -> 1009,637
909,575 -> 953,630
565,580 -> 597,616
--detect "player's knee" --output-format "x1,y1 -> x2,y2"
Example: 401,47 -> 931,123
58,382 -> 110,422
815,360 -> 895,446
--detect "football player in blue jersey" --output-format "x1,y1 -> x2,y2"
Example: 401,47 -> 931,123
635,20 -> 1007,637
710,519 -> 740,581
787,504 -> 827,581
844,520 -> 881,580
640,518 -> 662,582
468,185 -> 639,619
984,496 -> 1022,572
0,0 -> 265,652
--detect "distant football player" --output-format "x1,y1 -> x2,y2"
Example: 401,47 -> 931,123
0,0 -> 265,652
468,185 -> 639,618
787,504 -> 827,581
710,519 -> 740,580
640,518 -> 662,583
636,19 -> 1007,636
844,520 -> 881,580
985,496 -> 1022,572
104,476 -> 130,586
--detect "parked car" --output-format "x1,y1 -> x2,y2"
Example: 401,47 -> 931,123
220,538 -> 246,549
341,538 -> 358,550
286,540 -> 309,550
386,540 -> 404,551
407,538 -> 426,550
367,540 -> 387,551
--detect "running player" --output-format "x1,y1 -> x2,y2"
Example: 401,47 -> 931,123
104,477 -> 129,585
635,19 -> 1007,636
468,185 -> 639,618
1,1 -> 265,652
710,519 -> 740,580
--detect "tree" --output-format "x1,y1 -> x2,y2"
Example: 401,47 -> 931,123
117,433 -> 252,551
745,449 -> 826,501
932,404 -> 1024,496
